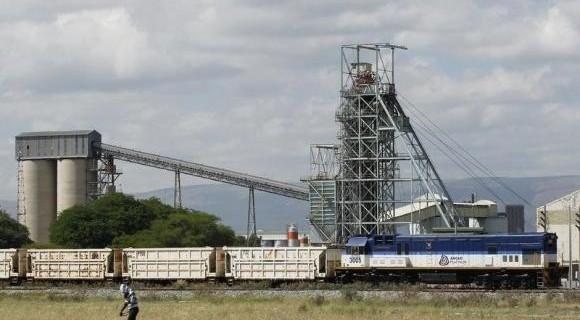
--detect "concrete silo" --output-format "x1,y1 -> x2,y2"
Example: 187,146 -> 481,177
21,160 -> 57,243
16,130 -> 102,243
57,158 -> 98,214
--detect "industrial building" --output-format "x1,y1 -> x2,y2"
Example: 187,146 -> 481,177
305,44 -> 511,243
506,204 -> 525,234
15,131 -> 101,243
536,190 -> 580,265
331,44 -> 465,243
15,131 -> 307,243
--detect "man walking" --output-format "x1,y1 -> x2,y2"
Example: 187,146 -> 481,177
119,283 -> 139,320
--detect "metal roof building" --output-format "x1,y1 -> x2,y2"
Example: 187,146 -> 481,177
15,130 -> 101,160
536,190 -> 580,264
15,130 -> 101,243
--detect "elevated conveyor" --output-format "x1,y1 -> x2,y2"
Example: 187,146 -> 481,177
94,143 -> 308,201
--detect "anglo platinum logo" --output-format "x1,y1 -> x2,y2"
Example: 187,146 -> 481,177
439,254 -> 450,266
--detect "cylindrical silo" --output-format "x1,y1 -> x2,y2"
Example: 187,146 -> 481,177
299,235 -> 309,247
22,160 -> 57,243
57,159 -> 94,214
287,224 -> 299,247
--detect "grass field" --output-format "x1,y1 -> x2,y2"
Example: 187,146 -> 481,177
2,291 -> 580,320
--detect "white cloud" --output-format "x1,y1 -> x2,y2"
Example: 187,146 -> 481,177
0,0 -> 580,201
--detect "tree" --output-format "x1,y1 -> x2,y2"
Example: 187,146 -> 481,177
50,193 -> 238,249
0,210 -> 31,248
50,206 -> 114,248
113,211 -> 237,248
50,193 -> 159,248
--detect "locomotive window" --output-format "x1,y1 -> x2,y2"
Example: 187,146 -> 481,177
349,246 -> 366,255
515,256 -> 519,262
509,256 -> 513,262
503,255 -> 507,262
404,244 -> 409,255
347,247 -> 359,255
396,243 -> 402,255
487,246 -> 497,254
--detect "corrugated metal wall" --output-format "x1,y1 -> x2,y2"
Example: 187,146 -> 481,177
15,130 -> 101,159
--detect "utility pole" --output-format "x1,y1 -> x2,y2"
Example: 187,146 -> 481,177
246,186 -> 256,246
569,204 -> 573,288
576,207 -> 580,287
173,168 -> 182,209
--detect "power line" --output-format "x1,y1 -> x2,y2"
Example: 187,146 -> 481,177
397,92 -> 532,207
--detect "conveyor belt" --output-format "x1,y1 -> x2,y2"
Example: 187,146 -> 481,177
94,143 -> 308,201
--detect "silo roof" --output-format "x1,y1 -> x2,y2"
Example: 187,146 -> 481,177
15,130 -> 101,159
16,130 -> 99,138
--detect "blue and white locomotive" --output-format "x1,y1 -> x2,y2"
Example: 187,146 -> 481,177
339,232 -> 559,288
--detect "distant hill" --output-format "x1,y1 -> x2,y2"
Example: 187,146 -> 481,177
135,184 -> 310,234
3,175 -> 580,233
135,176 -> 580,233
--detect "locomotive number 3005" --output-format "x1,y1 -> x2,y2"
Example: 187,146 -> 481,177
348,256 -> 362,264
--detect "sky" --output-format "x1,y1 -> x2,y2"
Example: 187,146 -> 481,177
0,0 -> 579,201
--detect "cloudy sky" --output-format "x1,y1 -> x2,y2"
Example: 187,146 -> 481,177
0,0 -> 579,201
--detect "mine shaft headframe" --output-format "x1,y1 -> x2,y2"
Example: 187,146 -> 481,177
341,43 -> 408,89
338,42 -> 464,231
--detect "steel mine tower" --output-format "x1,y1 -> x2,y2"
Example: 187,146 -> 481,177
335,43 -> 464,243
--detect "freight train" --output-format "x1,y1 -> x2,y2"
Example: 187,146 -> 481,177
0,233 -> 561,289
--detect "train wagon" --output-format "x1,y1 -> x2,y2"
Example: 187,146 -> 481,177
223,246 -> 332,281
26,249 -> 112,280
122,247 -> 220,280
0,249 -> 17,280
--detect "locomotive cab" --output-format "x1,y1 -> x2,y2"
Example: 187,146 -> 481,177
342,237 -> 369,268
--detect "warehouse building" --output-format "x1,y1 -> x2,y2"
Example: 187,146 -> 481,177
536,190 -> 580,273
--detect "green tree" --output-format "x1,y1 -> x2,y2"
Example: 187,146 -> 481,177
50,206 -> 113,248
50,193 -> 159,248
50,193 -> 238,249
0,210 -> 31,248
114,211 -> 237,248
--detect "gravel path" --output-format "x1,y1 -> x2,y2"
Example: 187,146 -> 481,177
0,288 -> 570,301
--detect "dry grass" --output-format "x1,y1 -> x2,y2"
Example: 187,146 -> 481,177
1,292 -> 580,320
